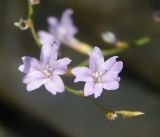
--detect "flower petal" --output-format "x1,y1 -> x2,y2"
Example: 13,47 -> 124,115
45,75 -> 65,95
71,67 -> 93,82
38,30 -> 55,45
49,42 -> 59,65
60,9 -> 77,37
103,56 -> 118,71
101,72 -> 120,82
89,47 -> 104,73
47,16 -> 58,34
40,42 -> 52,64
18,56 -> 41,73
110,61 -> 123,74
52,57 -> 71,75
26,79 -> 45,91
93,83 -> 103,98
84,82 -> 94,97
102,81 -> 119,90
40,41 -> 59,65
22,71 -> 44,84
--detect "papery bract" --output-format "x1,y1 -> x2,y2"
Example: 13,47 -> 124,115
19,42 -> 71,95
71,47 -> 123,98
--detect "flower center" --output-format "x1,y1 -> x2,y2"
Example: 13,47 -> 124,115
43,65 -> 52,79
92,72 -> 101,83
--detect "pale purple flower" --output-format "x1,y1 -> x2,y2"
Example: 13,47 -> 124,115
71,47 -> 123,98
38,9 -> 77,45
19,42 -> 71,95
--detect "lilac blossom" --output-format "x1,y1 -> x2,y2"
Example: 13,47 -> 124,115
19,42 -> 71,95
38,9 -> 77,45
71,47 -> 123,98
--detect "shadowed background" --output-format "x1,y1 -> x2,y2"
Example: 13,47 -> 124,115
0,0 -> 160,137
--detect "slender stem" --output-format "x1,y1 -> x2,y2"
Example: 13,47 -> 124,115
103,48 -> 126,56
27,2 -> 42,48
67,38 -> 93,55
85,97 -> 105,113
78,59 -> 88,66
133,32 -> 160,47
65,85 -> 83,96
65,86 -> 114,116
28,19 -> 42,48
28,3 -> 33,19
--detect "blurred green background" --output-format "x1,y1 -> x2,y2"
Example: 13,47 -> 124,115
0,0 -> 160,137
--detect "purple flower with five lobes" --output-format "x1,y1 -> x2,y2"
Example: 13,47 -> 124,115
18,42 -> 71,95
71,47 -> 123,98
38,9 -> 77,45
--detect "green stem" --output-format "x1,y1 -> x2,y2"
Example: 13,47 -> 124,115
103,48 -> 126,56
133,37 -> 151,47
85,97 -> 105,113
28,3 -> 33,19
27,3 -> 42,48
65,85 -> 83,96
28,19 -> 42,48
78,59 -> 88,66
133,32 -> 160,47
65,86 -> 113,115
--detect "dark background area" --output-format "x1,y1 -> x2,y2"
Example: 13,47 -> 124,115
0,0 -> 160,137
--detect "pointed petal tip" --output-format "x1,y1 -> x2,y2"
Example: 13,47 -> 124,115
18,65 -> 23,72
94,46 -> 101,52
64,8 -> 73,15
21,56 -> 26,61
65,57 -> 72,64
94,94 -> 99,98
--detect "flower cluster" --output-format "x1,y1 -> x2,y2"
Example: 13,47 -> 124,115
16,2 -> 146,120
19,9 -> 123,98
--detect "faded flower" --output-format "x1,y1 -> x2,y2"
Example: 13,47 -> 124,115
28,0 -> 40,5
71,47 -> 123,98
19,42 -> 71,94
105,112 -> 118,120
38,9 -> 77,45
14,18 -> 29,30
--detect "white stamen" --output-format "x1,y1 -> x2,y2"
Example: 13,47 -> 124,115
92,72 -> 101,83
43,65 -> 52,78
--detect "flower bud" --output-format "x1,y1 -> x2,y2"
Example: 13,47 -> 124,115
115,110 -> 145,118
102,31 -> 117,44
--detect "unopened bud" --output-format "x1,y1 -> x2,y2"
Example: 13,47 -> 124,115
115,110 -> 145,118
14,18 -> 29,30
102,31 -> 117,44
